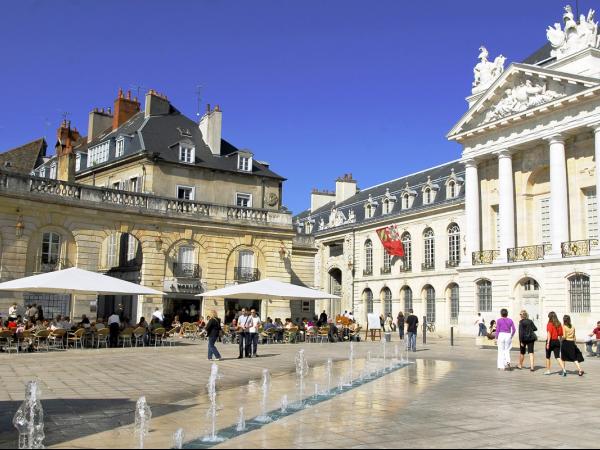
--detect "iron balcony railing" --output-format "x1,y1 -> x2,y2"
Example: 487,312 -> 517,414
235,267 -> 260,283
380,267 -> 392,275
472,250 -> 500,265
363,269 -> 373,276
399,263 -> 412,272
561,239 -> 599,258
445,259 -> 461,268
173,263 -> 201,278
507,244 -> 551,263
37,258 -> 69,273
421,262 -> 435,271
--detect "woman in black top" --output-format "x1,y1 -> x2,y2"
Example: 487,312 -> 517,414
518,310 -> 538,371
205,310 -> 222,361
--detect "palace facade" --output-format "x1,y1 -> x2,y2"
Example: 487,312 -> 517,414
295,5 -> 600,335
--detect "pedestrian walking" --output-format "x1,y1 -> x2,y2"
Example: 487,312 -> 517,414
236,308 -> 251,359
205,310 -> 222,361
518,310 -> 538,371
405,309 -> 419,352
495,309 -> 515,371
246,308 -> 261,357
397,311 -> 405,340
560,315 -> 585,377
545,311 -> 566,376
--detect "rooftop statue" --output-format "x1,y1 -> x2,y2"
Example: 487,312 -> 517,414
547,5 -> 599,60
473,46 -> 506,94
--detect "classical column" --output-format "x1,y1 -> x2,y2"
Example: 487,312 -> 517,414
497,150 -> 515,261
464,158 -> 480,265
547,135 -> 570,257
592,125 -> 600,207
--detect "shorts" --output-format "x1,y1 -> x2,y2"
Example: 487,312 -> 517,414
546,340 -> 561,359
520,341 -> 535,355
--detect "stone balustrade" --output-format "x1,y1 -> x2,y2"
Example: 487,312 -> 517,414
0,169 -> 292,228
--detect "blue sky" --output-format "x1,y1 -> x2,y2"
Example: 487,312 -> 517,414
0,0 -> 591,213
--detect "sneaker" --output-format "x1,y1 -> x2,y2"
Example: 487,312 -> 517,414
544,371 -> 552,375
562,370 -> 567,377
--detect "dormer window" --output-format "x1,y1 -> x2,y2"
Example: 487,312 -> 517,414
403,194 -> 410,209
445,169 -> 464,199
40,167 -> 46,178
401,182 -> 417,210
116,138 -> 125,157
49,162 -> 57,179
179,145 -> 195,164
75,154 -> 81,171
88,141 -> 110,167
364,195 -> 379,219
422,176 -> 440,205
382,199 -> 390,215
238,154 -> 252,172
382,188 -> 397,215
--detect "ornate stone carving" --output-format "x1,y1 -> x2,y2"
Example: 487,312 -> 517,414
547,6 -> 599,60
484,80 -> 566,122
329,208 -> 347,227
473,46 -> 506,94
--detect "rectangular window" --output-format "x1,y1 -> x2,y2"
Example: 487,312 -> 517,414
116,138 -> 125,157
49,164 -> 57,179
107,234 -> 118,268
178,246 -> 195,264
41,232 -> 61,267
127,235 -> 138,264
75,154 -> 81,171
40,167 -> 46,178
539,197 -> 551,244
586,188 -> 598,240
179,145 -> 195,164
238,155 -> 251,171
236,193 -> 252,208
88,141 -> 110,167
113,181 -> 121,190
130,177 -> 139,192
177,186 -> 194,200
24,293 -> 71,321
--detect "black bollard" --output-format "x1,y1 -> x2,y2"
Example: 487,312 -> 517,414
423,316 -> 427,345
451,327 -> 454,346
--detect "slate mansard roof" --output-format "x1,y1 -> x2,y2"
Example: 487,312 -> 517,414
76,107 -> 285,181
294,159 -> 465,235
0,138 -> 47,174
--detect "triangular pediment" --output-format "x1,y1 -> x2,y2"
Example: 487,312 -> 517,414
448,63 -> 600,139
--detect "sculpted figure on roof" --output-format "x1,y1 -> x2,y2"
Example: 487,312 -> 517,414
547,5 -> 599,60
472,46 -> 506,94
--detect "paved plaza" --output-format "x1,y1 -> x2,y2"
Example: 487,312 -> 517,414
0,337 -> 598,449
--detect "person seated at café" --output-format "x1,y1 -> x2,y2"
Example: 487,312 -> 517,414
328,319 -> 339,343
50,315 -> 62,331
149,317 -> 162,332
8,316 -> 20,331
171,315 -> 182,331
94,319 -> 106,330
61,317 -> 73,331
79,315 -> 91,329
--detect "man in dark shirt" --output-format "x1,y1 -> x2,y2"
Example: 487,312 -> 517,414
405,309 -> 419,352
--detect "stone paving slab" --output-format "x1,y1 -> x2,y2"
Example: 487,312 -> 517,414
0,337 -> 598,448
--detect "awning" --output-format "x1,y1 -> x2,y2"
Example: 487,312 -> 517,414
0,267 -> 164,296
197,278 -> 340,300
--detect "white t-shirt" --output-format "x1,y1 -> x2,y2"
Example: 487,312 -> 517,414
8,306 -> 18,318
238,314 -> 250,330
248,316 -> 261,333
108,314 -> 121,325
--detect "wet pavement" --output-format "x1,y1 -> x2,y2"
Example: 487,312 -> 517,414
0,337 -> 598,448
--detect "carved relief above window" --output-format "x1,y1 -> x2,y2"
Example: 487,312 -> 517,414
400,182 -> 417,210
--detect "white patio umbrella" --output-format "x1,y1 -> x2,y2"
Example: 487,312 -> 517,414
0,267 -> 164,296
197,278 -> 339,300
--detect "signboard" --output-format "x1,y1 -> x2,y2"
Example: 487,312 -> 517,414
367,313 -> 381,330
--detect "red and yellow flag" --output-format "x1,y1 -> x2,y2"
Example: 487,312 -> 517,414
376,226 -> 405,257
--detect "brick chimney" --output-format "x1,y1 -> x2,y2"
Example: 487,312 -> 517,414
199,104 -> 222,156
56,120 -> 81,182
113,88 -> 140,130
335,173 -> 357,205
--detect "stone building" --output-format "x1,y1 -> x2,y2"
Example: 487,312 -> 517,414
297,5 -> 600,335
0,89 -> 315,324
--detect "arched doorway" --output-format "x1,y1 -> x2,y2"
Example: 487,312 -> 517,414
328,268 -> 342,317
516,277 -> 541,327
98,232 -> 142,321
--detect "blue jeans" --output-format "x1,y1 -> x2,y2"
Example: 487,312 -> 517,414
398,327 -> 405,340
208,336 -> 222,360
586,341 -> 599,355
407,332 -> 417,352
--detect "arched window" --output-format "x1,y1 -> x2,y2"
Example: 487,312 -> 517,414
477,280 -> 492,312
449,284 -> 459,324
426,285 -> 436,324
238,250 -> 257,282
424,188 -> 432,205
364,240 -> 373,275
364,289 -> 374,314
448,181 -> 456,199
366,204 -> 373,219
569,274 -> 590,313
423,228 -> 435,270
403,286 -> 413,312
382,199 -> 390,215
382,248 -> 391,274
41,232 -> 61,272
447,224 -> 461,267
401,232 -> 412,271
382,288 -> 392,315
403,194 -> 410,209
